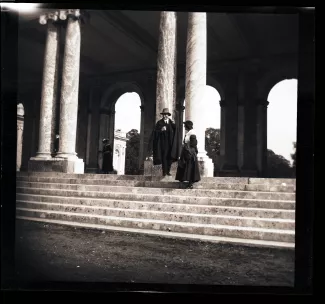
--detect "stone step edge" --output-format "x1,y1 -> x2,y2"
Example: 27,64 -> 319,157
16,194 -> 296,213
16,178 -> 295,193
17,172 -> 296,181
16,181 -> 296,196
16,201 -> 295,222
16,176 -> 295,186
16,216 -> 295,249
16,207 -> 296,234
16,188 -> 296,203
16,187 -> 295,204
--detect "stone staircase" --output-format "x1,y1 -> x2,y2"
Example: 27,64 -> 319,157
16,172 -> 296,248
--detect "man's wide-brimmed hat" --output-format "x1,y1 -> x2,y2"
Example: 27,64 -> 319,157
160,108 -> 171,116
183,120 -> 193,130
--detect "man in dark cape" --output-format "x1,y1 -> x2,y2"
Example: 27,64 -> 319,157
147,108 -> 180,176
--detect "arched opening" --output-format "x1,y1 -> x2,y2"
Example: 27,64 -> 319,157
183,85 -> 221,176
113,92 -> 141,175
267,79 -> 297,177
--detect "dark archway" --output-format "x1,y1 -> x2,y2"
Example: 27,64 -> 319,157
99,82 -> 145,174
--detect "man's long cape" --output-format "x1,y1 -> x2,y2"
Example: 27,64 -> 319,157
147,120 -> 181,166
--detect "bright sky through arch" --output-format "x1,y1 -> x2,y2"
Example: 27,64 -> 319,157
183,85 -> 221,130
267,79 -> 297,163
115,92 -> 141,133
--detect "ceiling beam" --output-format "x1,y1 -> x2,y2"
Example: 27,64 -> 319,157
100,10 -> 158,55
226,14 -> 263,58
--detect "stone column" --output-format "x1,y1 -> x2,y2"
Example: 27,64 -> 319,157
256,99 -> 269,177
185,12 -> 213,177
219,99 -> 226,170
138,105 -> 145,174
17,103 -> 25,171
155,11 -> 177,122
237,100 -> 245,171
176,102 -> 185,151
35,12 -> 60,159
56,9 -> 84,173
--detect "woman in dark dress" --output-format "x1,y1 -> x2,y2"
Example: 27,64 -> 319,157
102,138 -> 113,174
175,120 -> 201,189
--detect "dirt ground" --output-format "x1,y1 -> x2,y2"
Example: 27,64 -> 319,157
14,219 -> 294,287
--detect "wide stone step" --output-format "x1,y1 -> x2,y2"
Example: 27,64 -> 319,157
249,178 -> 296,186
16,217 -> 295,249
16,176 -> 295,192
16,181 -> 296,201
16,172 -> 296,186
16,201 -> 295,230
16,194 -> 295,219
16,208 -> 295,243
16,187 -> 295,209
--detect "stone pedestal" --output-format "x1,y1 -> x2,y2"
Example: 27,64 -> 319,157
29,158 -> 84,173
17,104 -> 24,171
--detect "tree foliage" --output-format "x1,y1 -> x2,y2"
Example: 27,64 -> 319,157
125,129 -> 140,175
267,149 -> 294,178
205,128 -> 220,159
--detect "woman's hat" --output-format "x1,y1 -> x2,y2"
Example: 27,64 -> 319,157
160,108 -> 171,116
183,120 -> 193,129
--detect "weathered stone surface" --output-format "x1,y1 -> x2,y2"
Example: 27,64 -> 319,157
17,180 -> 295,201
16,171 -> 296,185
16,208 -> 295,243
16,194 -> 295,219
16,201 -> 295,230
28,158 -> 84,173
57,16 -> 81,159
155,11 -> 177,122
36,21 -> 60,159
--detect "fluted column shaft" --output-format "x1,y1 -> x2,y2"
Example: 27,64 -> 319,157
185,12 -> 207,158
17,104 -> 25,171
36,18 -> 60,158
57,12 -> 81,159
155,11 -> 177,122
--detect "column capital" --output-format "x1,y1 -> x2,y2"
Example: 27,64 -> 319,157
39,9 -> 89,25
219,99 -> 226,107
17,103 -> 25,117
39,11 -> 59,25
256,99 -> 270,107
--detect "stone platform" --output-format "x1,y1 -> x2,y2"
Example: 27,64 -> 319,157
16,172 -> 296,248
28,158 -> 84,174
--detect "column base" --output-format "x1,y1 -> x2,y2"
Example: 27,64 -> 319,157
144,157 -> 214,177
197,156 -> 214,177
240,170 -> 259,177
144,160 -> 178,176
219,163 -> 240,177
28,157 -> 84,174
